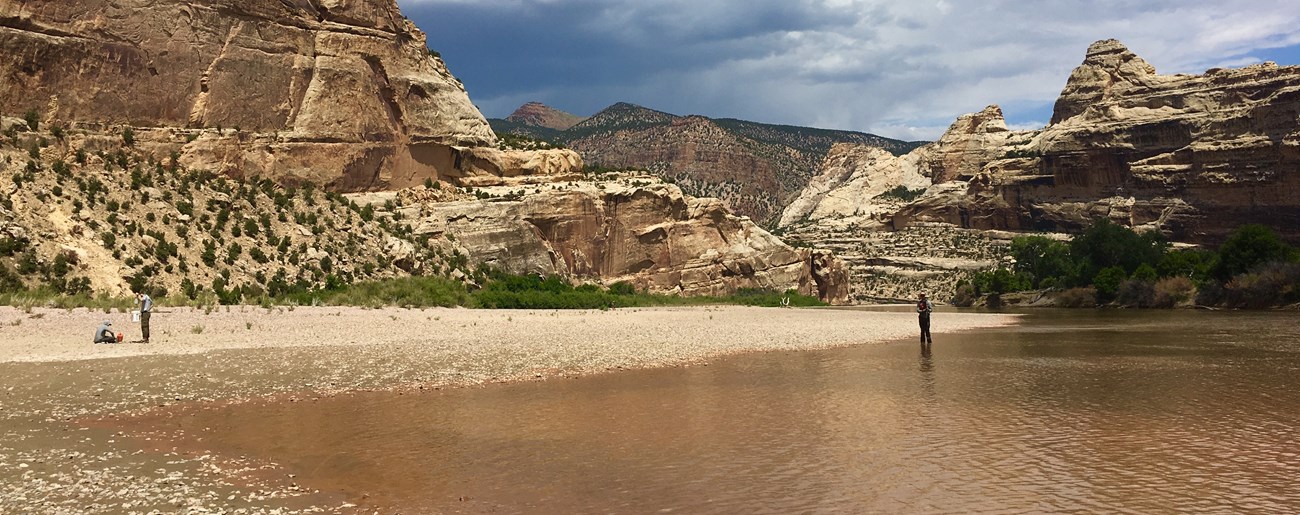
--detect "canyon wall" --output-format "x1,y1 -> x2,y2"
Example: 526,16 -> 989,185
783,40 -> 1300,245
0,0 -> 532,190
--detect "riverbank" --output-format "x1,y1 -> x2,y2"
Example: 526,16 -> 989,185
0,305 -> 1016,513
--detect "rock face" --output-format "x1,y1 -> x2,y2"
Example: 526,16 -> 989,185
413,180 -> 850,304
505,102 -> 586,131
779,143 -> 931,227
492,102 -> 925,226
785,39 -> 1300,245
0,0 -> 845,301
0,0 -> 519,190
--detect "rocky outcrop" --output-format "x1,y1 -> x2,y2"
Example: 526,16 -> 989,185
408,179 -> 850,304
449,147 -> 585,187
787,39 -> 1300,245
505,102 -> 586,131
0,0 -> 515,190
1051,39 -> 1160,124
920,105 -> 1019,184
778,143 -> 931,227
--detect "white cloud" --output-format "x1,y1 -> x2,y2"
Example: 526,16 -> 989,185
401,0 -> 1300,140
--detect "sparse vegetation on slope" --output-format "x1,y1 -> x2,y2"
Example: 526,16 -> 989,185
0,116 -> 466,307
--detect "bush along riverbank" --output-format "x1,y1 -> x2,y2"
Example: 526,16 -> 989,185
952,220 -> 1300,309
0,270 -> 825,311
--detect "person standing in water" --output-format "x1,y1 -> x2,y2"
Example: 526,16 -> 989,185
916,292 -> 933,345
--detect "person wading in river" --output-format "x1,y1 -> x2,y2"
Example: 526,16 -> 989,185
917,292 -> 933,345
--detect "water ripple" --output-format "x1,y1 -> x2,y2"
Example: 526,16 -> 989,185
121,310 -> 1300,513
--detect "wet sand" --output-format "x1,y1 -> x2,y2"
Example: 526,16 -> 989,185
0,305 -> 1016,513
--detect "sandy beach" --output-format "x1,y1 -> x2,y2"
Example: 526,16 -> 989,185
0,305 -> 1016,513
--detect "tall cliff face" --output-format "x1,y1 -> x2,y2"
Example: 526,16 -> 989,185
0,0 -> 509,190
786,40 -> 1300,245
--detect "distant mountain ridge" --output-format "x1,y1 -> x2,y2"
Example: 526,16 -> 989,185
505,102 -> 587,131
489,102 -> 925,225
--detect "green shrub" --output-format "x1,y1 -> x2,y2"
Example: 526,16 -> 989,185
1158,249 -> 1212,281
1010,235 -> 1074,288
1093,266 -> 1127,302
876,185 -> 926,202
1131,263 -> 1158,282
608,281 -> 637,296
1069,218 -> 1167,283
226,242 -> 242,264
0,264 -> 23,293
971,268 -> 1031,295
1210,225 -> 1295,281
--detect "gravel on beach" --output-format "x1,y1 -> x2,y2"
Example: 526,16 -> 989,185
0,305 -> 1016,513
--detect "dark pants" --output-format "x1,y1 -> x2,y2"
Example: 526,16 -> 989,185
919,315 -> 932,344
95,335 -> 116,344
141,311 -> 151,342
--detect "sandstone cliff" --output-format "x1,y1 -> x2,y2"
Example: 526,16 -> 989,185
401,177 -> 850,304
0,0 -> 524,190
785,39 -> 1300,246
0,0 -> 851,302
779,143 -> 931,228
777,39 -> 1300,301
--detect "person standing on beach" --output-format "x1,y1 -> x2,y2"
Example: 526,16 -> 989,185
136,292 -> 153,343
916,292 -> 933,345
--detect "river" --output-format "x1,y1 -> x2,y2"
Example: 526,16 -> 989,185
119,309 -> 1300,513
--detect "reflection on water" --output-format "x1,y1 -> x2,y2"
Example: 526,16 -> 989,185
124,310 -> 1300,513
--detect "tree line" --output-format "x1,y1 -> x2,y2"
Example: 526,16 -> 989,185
954,220 -> 1299,309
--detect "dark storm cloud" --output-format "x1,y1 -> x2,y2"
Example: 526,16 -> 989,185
399,0 -> 1300,140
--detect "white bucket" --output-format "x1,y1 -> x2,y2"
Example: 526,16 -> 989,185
131,310 -> 141,323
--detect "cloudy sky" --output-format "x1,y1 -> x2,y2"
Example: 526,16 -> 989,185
397,0 -> 1300,141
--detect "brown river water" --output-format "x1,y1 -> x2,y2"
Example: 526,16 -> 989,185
119,309 -> 1300,513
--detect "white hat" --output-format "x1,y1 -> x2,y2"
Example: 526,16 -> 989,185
104,320 -> 112,325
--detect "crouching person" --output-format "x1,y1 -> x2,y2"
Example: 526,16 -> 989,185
94,320 -> 117,344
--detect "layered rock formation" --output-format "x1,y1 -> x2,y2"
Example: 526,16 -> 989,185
0,0 -> 851,301
0,0 -> 545,190
492,102 -> 924,226
403,178 -> 850,303
784,39 -> 1300,246
778,143 -> 931,227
